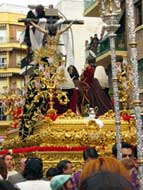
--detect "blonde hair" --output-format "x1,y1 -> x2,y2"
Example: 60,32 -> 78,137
80,157 -> 131,183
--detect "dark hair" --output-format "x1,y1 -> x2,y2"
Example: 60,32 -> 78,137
63,178 -> 73,189
23,157 -> 43,180
83,147 -> 98,161
80,171 -> 134,190
57,160 -> 71,174
2,153 -> 13,160
0,180 -> 19,190
0,158 -> 7,180
67,65 -> 79,80
87,58 -> 96,68
48,24 -> 58,36
35,5 -> 45,18
112,142 -> 133,158
116,56 -> 123,63
46,167 -> 59,178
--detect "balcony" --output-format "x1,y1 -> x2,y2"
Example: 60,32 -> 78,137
84,0 -> 100,17
97,33 -> 126,57
96,33 -> 127,66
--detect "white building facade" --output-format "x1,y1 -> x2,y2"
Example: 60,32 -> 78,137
56,0 -> 103,73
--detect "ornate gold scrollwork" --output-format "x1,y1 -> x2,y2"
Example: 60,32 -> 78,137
57,91 -> 69,105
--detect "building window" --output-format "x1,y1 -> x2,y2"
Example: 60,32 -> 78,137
139,68 -> 143,89
0,103 -> 6,121
0,54 -> 7,68
16,31 -> 23,42
16,54 -> 22,67
135,1 -> 142,26
0,30 -> 7,43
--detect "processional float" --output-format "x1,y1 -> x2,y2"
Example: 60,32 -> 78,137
0,3 -> 138,173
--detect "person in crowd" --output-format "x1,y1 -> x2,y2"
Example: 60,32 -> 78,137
83,147 -> 98,163
2,153 -> 18,178
0,158 -> 7,180
50,175 -> 74,190
73,147 -> 99,190
90,33 -> 99,54
80,157 -> 131,183
112,142 -> 134,160
122,158 -> 139,189
57,160 -> 78,190
84,40 -> 90,60
46,167 -> 59,181
80,171 -> 134,190
0,180 -> 20,190
16,157 -> 51,190
8,158 -> 26,184
113,142 -> 139,190
57,160 -> 73,175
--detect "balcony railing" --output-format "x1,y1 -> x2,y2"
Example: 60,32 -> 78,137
84,0 -> 96,11
96,33 -> 127,57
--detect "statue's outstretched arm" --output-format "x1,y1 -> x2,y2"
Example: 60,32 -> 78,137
30,21 -> 48,34
58,21 -> 74,35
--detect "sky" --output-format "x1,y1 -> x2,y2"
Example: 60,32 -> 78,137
0,0 -> 60,7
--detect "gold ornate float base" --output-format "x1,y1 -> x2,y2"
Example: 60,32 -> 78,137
2,110 -> 136,169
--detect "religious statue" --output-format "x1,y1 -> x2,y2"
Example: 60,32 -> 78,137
19,9 -> 75,139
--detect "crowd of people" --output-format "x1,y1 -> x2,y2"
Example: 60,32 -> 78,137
85,29 -> 104,62
0,142 -> 138,190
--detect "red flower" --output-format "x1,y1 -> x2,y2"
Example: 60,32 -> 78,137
121,113 -> 133,122
45,114 -> 60,121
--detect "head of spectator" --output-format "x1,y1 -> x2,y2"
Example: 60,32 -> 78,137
19,158 -> 26,174
50,175 -> 73,190
80,157 -> 131,183
46,167 -> 59,180
0,180 -> 20,190
112,142 -> 134,160
121,158 -> 135,171
93,33 -> 98,40
80,171 -> 134,190
2,153 -> 14,172
57,160 -> 73,174
83,147 -> 98,162
121,158 -> 139,188
23,157 -> 43,180
0,158 -> 7,180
